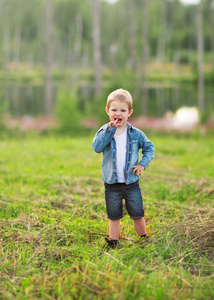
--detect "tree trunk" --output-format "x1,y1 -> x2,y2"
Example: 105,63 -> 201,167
211,1 -> 214,68
142,0 -> 149,116
92,0 -> 102,96
129,0 -> 137,71
156,0 -> 167,64
45,0 -> 53,116
74,15 -> 82,65
3,22 -> 10,70
197,0 -> 205,111
13,26 -> 21,70
71,15 -> 83,86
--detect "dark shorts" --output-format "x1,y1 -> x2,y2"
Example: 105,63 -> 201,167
104,181 -> 144,220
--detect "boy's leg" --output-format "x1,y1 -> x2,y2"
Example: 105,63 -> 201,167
123,182 -> 146,236
105,183 -> 123,241
133,217 -> 147,236
109,219 -> 120,240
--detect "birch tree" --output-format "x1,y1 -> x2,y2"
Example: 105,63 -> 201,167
197,0 -> 205,110
129,0 -> 137,71
92,0 -> 102,96
13,26 -> 21,69
210,0 -> 214,69
71,15 -> 83,86
156,0 -> 167,64
3,22 -> 10,70
142,0 -> 149,115
45,0 -> 53,116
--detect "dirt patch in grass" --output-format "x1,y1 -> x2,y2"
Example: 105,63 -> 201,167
146,206 -> 214,275
50,177 -> 103,198
144,173 -> 214,203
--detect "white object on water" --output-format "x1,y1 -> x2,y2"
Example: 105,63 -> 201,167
172,107 -> 199,130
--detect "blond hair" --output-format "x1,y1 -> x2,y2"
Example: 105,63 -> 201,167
106,88 -> 133,112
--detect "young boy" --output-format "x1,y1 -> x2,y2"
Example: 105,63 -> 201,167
92,88 -> 155,248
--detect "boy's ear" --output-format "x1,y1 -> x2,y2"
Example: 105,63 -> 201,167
129,109 -> 133,117
105,107 -> 109,115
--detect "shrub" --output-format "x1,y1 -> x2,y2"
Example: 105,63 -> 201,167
55,90 -> 83,133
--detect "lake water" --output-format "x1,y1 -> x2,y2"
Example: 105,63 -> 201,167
0,81 -> 213,119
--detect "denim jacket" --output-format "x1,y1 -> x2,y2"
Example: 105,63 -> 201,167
92,122 -> 155,185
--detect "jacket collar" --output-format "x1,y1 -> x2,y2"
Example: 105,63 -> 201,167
127,122 -> 133,131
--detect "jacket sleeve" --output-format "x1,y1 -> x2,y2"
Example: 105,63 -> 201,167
138,131 -> 155,168
92,124 -> 117,153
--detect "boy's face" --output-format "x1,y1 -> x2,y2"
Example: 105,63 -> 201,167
106,100 -> 133,128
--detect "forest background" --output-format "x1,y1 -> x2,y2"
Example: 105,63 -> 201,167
0,0 -> 214,133
0,1 -> 214,299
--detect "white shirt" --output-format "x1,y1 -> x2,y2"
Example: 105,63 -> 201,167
114,127 -> 127,183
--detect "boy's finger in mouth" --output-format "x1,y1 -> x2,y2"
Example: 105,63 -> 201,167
114,118 -> 122,123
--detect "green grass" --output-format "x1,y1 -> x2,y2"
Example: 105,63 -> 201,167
0,133 -> 213,299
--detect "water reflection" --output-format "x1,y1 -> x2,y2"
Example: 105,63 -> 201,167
0,81 -> 213,118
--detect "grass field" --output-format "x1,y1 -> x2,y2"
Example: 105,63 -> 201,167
0,132 -> 213,299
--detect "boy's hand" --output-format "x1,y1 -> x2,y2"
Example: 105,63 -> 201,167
109,120 -> 119,127
131,164 -> 145,176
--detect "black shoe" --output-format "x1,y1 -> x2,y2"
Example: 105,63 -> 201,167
140,234 -> 147,238
140,234 -> 149,242
105,238 -> 120,249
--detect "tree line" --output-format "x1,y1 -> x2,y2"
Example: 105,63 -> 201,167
1,0 -> 213,69
0,0 -> 213,117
